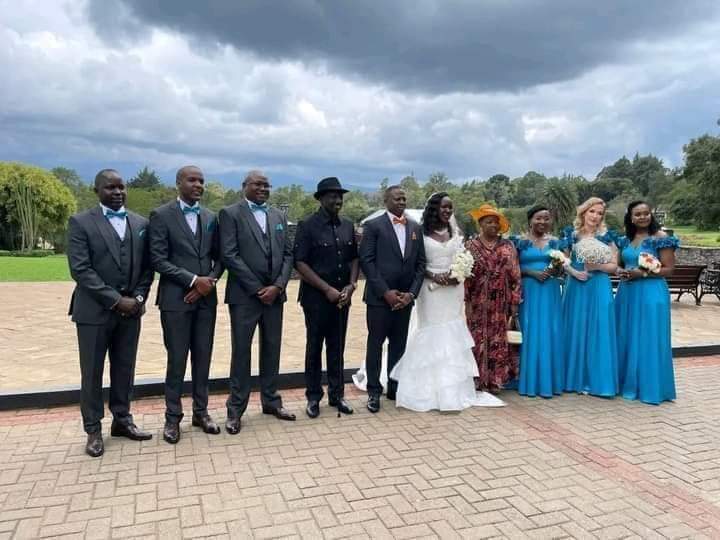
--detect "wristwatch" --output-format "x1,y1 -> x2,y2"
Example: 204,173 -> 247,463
135,295 -> 144,304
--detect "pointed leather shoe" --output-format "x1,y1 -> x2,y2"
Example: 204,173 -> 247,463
163,421 -> 180,444
367,395 -> 380,413
85,432 -> 104,458
192,414 -> 221,434
306,400 -> 320,418
329,398 -> 354,415
262,406 -> 296,421
110,422 -> 153,441
225,417 -> 242,435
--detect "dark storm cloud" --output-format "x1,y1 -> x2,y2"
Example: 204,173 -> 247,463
87,0 -> 718,94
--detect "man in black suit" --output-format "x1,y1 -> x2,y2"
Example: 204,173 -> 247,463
359,185 -> 426,412
67,169 -> 154,457
294,177 -> 359,418
149,165 -> 225,444
219,170 -> 296,434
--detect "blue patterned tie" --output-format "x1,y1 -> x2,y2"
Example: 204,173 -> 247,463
105,209 -> 127,219
249,202 -> 268,213
182,205 -> 200,215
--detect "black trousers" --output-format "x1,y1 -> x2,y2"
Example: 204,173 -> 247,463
226,300 -> 284,418
303,301 -> 349,402
76,313 -> 141,434
364,303 -> 412,398
161,307 -> 217,422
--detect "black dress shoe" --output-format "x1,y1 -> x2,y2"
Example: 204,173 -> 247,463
367,395 -> 380,413
329,398 -> 354,415
163,421 -> 180,444
225,417 -> 241,435
192,414 -> 221,434
306,400 -> 320,418
110,422 -> 153,441
85,432 -> 104,458
262,406 -> 297,421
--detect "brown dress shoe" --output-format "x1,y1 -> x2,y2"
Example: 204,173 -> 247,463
163,421 -> 180,444
262,406 -> 296,421
110,422 -> 153,441
85,432 -> 104,458
225,417 -> 241,435
192,414 -> 221,434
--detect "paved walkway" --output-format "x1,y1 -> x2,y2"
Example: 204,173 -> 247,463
1,281 -> 719,392
1,356 -> 719,539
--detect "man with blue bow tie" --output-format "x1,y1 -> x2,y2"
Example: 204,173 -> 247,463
219,170 -> 296,433
67,169 -> 154,457
149,165 -> 225,444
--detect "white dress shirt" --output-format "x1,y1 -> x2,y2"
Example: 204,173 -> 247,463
100,203 -> 127,240
178,198 -> 199,234
246,198 -> 268,233
386,211 -> 406,257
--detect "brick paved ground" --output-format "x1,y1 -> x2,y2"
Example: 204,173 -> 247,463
1,282 -> 719,392
1,356 -> 719,539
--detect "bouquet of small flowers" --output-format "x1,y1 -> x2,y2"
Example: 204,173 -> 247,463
574,237 -> 613,265
638,252 -> 662,274
428,247 -> 474,290
546,249 -> 569,272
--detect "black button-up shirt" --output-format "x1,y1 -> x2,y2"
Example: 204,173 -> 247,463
294,207 -> 358,306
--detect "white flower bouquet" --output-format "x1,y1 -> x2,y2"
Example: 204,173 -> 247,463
574,237 -> 613,265
546,249 -> 569,272
638,252 -> 661,274
428,247 -> 474,290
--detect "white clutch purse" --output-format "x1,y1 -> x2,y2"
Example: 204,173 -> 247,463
506,317 -> 522,345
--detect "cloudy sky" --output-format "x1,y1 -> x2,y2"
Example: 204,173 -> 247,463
2,0 -> 719,190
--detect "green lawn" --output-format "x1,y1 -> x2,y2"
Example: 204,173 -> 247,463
670,226 -> 720,248
0,255 -> 71,281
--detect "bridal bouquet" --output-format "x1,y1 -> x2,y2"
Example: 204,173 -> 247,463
546,249 -> 569,272
428,248 -> 474,291
574,237 -> 613,265
638,252 -> 662,274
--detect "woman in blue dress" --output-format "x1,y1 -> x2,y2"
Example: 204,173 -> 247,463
561,197 -> 619,397
512,206 -> 564,398
615,201 -> 678,405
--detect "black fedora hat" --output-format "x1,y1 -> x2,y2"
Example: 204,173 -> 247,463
314,177 -> 349,199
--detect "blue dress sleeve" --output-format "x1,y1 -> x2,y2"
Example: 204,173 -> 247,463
599,229 -> 621,246
509,236 -> 531,251
652,235 -> 680,251
615,235 -> 630,250
559,226 -> 575,250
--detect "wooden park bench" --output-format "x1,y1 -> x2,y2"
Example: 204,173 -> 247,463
609,264 -> 707,305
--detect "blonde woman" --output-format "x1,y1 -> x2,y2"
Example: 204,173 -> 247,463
561,197 -> 619,397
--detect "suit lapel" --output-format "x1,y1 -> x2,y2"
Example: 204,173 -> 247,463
92,206 -> 121,268
199,208 -> 210,254
172,202 -> 200,254
239,201 -> 269,254
127,212 -> 143,285
403,221 -> 414,261
381,214 -> 404,261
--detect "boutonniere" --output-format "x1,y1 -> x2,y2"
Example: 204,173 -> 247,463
207,219 -> 216,232
138,228 -> 146,238
411,232 -> 417,240
275,223 -> 284,232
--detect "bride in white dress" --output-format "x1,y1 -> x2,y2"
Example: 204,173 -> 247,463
354,193 -> 504,411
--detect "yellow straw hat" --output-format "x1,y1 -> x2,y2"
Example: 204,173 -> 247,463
468,204 -> 510,234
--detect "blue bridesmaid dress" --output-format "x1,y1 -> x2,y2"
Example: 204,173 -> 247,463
561,228 -> 619,397
512,237 -> 564,398
614,235 -> 679,404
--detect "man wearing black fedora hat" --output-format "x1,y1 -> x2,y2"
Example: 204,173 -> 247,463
294,177 -> 359,418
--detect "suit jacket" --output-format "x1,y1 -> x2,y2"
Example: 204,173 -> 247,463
219,200 -> 293,305
67,206 -> 153,324
359,213 -> 426,306
149,201 -> 225,311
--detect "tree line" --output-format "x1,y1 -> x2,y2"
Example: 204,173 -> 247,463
1,132 -> 718,253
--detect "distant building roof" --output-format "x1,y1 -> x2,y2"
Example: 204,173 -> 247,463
360,209 -> 423,225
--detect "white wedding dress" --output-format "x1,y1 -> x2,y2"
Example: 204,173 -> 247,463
353,231 -> 504,411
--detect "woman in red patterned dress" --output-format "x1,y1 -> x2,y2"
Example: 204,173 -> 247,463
464,205 -> 522,393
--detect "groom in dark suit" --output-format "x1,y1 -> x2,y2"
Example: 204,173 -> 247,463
149,165 -> 225,444
359,185 -> 426,412
219,170 -> 296,434
67,169 -> 154,457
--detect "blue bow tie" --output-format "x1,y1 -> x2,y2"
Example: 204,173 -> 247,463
105,209 -> 127,219
249,202 -> 268,213
182,205 -> 200,215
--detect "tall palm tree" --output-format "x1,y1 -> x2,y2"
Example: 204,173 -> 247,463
542,179 -> 577,233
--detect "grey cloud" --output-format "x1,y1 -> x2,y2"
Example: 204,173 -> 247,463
87,0 -> 719,94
